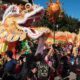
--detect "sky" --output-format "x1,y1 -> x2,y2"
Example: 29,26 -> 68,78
34,0 -> 80,20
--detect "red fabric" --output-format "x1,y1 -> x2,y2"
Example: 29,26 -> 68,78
8,42 -> 17,59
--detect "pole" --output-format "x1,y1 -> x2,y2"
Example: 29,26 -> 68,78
53,24 -> 56,44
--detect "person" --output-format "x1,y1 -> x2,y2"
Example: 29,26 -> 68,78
36,54 -> 50,80
60,55 -> 70,80
26,62 -> 37,80
2,50 -> 17,80
0,54 -> 4,78
45,45 -> 60,80
15,54 -> 28,80
75,53 -> 80,80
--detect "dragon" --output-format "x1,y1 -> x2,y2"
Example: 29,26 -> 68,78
0,0 -> 62,54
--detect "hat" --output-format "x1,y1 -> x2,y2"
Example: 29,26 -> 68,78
6,50 -> 13,58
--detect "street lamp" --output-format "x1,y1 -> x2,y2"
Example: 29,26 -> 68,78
53,24 -> 56,44
56,24 -> 59,31
53,24 -> 59,44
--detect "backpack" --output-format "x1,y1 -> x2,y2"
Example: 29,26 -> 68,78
37,61 -> 50,78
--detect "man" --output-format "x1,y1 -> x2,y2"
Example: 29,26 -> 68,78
36,54 -> 50,80
2,50 -> 17,80
75,53 -> 80,80
26,62 -> 37,80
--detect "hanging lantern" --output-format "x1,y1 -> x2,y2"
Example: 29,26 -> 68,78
46,0 -> 62,23
48,3 -> 60,14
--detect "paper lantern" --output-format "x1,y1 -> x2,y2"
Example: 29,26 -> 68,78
49,3 -> 60,13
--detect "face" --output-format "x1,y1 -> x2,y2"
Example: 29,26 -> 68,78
32,68 -> 37,74
4,54 -> 7,59
3,54 -> 8,62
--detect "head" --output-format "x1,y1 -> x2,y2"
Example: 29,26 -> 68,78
30,63 -> 37,74
5,50 -> 13,59
35,53 -> 44,61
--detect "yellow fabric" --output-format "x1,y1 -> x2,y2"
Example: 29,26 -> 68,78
0,42 -> 8,54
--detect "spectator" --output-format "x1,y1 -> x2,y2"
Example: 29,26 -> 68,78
2,50 -> 17,80
75,53 -> 80,80
26,62 -> 37,80
36,54 -> 50,80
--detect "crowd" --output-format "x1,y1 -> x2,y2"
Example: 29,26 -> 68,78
0,41 -> 80,80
